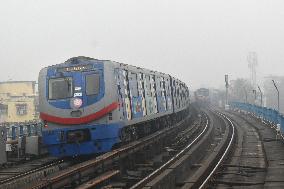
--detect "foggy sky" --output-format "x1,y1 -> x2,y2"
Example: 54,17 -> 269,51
1,0 -> 284,89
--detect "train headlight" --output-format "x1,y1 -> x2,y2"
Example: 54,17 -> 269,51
72,98 -> 82,109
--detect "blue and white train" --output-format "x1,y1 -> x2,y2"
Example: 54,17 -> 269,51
39,56 -> 190,157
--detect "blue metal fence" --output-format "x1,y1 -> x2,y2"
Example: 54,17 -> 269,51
230,102 -> 284,133
5,122 -> 43,140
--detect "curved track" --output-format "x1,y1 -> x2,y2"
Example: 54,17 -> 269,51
1,108 -> 243,189
209,109 -> 284,188
24,113 -> 196,189
130,112 -> 210,189
197,111 -> 235,189
130,108 -> 235,189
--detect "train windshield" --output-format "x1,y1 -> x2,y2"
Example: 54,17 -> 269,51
86,73 -> 100,95
49,77 -> 73,99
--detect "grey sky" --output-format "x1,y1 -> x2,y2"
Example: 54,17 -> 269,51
1,0 -> 284,89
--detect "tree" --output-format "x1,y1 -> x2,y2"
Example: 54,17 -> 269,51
229,78 -> 255,104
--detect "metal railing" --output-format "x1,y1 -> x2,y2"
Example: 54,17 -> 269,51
2,121 -> 43,140
230,102 -> 284,138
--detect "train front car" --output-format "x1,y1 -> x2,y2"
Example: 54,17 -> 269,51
194,88 -> 210,106
39,57 -> 122,157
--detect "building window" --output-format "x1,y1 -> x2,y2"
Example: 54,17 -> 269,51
0,104 -> 8,115
16,104 -> 27,115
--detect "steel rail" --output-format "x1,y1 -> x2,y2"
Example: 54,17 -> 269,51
198,111 -> 235,189
130,113 -> 209,189
0,158 -> 64,184
29,115 -> 192,189
75,170 -> 120,189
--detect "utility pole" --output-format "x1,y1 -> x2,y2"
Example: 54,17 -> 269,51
272,79 -> 281,139
225,74 -> 229,110
247,52 -> 258,89
272,80 -> 280,112
258,85 -> 263,107
243,87 -> 248,103
252,89 -> 257,105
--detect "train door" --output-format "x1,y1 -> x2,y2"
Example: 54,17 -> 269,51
115,69 -> 134,121
150,75 -> 158,114
177,83 -> 181,109
161,77 -> 167,111
115,69 -> 126,120
122,70 -> 132,120
145,75 -> 153,115
166,78 -> 172,111
171,79 -> 176,112
156,76 -> 161,113
128,72 -> 143,118
138,73 -> 147,116
156,76 -> 166,113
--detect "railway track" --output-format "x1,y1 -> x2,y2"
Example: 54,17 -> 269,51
104,112 -> 206,189
0,156 -> 84,189
5,107 -> 282,189
0,156 -> 56,182
195,111 -> 235,189
24,108 -> 236,189
18,112 -> 196,189
2,108 -> 245,189
127,109 -> 235,189
190,107 -> 284,189
129,111 -> 210,189
211,111 -> 267,188
27,108 -> 234,189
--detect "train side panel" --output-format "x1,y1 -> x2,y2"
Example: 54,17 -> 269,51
113,63 -> 174,126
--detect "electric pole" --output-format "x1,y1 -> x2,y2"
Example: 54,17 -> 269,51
247,52 -> 258,90
225,74 -> 229,110
272,80 -> 280,112
243,87 -> 248,103
252,89 -> 257,105
258,85 -> 263,107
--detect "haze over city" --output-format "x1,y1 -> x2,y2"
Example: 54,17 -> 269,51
2,1 -> 284,188
1,0 -> 284,89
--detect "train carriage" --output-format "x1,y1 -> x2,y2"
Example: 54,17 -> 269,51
39,56 -> 190,157
194,88 -> 210,106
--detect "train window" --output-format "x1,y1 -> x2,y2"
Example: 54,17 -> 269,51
49,77 -> 73,99
86,74 -> 100,96
130,73 -> 138,97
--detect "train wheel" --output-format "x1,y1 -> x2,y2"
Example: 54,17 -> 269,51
120,128 -> 131,143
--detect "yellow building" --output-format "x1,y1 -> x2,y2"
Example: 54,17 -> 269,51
0,81 -> 38,123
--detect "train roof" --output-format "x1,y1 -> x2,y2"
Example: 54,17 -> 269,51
0,81 -> 36,84
43,56 -> 188,86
